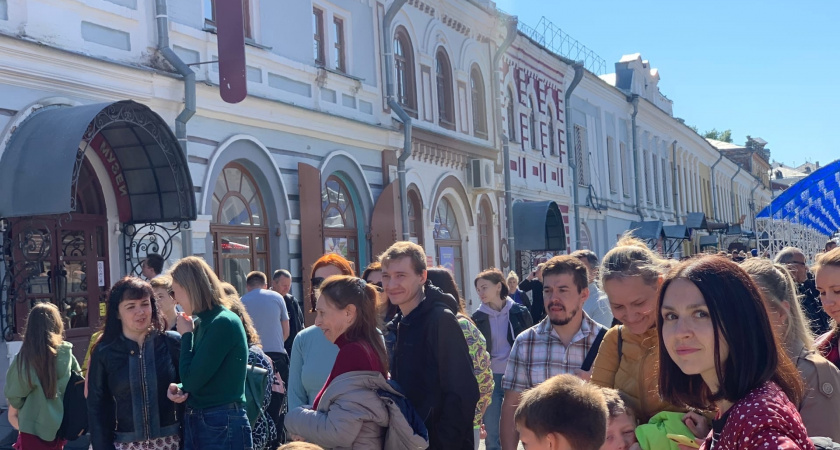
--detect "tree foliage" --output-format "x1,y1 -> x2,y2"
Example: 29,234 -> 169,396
702,128 -> 733,143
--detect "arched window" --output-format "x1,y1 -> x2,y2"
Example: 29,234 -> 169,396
322,175 -> 359,269
507,88 -> 517,141
434,197 -> 464,292
529,96 -> 537,150
470,66 -> 487,139
211,162 -> 270,295
393,27 -> 416,113
408,189 -> 424,247
435,48 -> 455,130
477,199 -> 495,270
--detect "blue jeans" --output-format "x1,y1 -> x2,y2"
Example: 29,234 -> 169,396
184,403 -> 253,450
484,373 -> 505,450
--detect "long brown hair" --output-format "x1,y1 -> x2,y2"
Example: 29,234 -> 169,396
169,256 -> 226,314
657,256 -> 804,409
18,303 -> 64,399
318,275 -> 388,373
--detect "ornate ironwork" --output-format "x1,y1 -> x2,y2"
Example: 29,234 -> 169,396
123,221 -> 190,276
0,218 -> 54,341
516,250 -> 564,278
76,101 -> 194,222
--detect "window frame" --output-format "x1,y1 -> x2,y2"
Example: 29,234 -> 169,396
620,141 -> 631,197
205,0 -> 253,39
470,66 -> 488,139
529,96 -> 537,150
313,7 -> 326,66
393,27 -> 417,114
607,136 -> 617,193
506,88 -> 517,141
574,124 -> 589,186
332,16 -> 346,72
435,47 -> 455,130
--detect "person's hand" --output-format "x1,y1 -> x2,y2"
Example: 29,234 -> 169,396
574,368 -> 592,382
682,411 -> 710,439
479,424 -> 487,440
167,383 -> 189,403
176,312 -> 194,335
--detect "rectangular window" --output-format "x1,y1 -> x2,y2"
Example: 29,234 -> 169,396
620,142 -> 630,197
607,136 -> 617,193
574,125 -> 589,186
313,8 -> 325,66
205,0 -> 251,38
333,17 -> 345,72
644,150 -> 652,203
662,159 -> 670,207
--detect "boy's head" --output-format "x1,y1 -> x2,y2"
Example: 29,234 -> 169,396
600,388 -> 638,450
278,443 -> 324,450
514,374 -> 608,450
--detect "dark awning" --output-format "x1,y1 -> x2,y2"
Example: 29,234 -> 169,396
699,235 -> 719,247
664,225 -> 689,239
685,212 -> 708,230
512,201 -> 566,251
727,224 -> 742,235
0,101 -> 196,223
628,221 -> 664,240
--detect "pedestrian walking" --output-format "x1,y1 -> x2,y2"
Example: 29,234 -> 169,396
572,249 -> 614,327
87,277 -> 182,450
519,263 -> 545,323
743,258 -> 840,441
381,241 -> 479,450
5,303 -> 81,450
658,256 -> 814,450
776,247 -> 831,336
287,254 -> 353,410
150,275 -> 178,331
271,269 -> 305,357
471,268 -> 532,450
286,276 -> 394,448
167,256 -> 252,450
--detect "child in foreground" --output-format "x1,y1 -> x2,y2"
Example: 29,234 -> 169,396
514,374 -> 608,450
600,388 -> 641,450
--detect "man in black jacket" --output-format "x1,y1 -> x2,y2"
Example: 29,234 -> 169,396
519,263 -> 545,323
271,269 -> 305,356
381,241 -> 479,450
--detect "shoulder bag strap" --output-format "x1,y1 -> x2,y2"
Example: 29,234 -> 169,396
581,327 -> 607,371
617,325 -> 624,365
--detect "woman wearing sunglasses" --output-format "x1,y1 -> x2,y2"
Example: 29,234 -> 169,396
287,253 -> 354,411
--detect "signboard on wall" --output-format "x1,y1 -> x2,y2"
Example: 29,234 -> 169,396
439,246 -> 455,274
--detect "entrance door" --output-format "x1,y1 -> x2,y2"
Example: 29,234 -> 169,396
10,216 -> 108,361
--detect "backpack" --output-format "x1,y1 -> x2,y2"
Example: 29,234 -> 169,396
56,371 -> 88,440
244,363 -> 269,426
376,379 -> 429,450
813,437 -> 840,450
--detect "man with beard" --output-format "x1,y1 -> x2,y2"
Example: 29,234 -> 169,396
499,255 -> 607,450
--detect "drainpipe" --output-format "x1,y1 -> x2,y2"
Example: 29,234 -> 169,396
155,0 -> 196,257
564,63 -> 584,249
492,14 -> 518,269
154,0 -> 195,153
629,95 -> 643,220
709,152 -> 724,221
382,0 -> 411,239
671,140 -> 679,224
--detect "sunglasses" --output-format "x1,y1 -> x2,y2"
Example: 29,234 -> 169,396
373,281 -> 384,293
311,277 -> 325,289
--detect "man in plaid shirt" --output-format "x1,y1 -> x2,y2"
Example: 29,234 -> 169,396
499,255 -> 606,450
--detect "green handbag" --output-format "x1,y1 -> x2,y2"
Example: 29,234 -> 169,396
244,364 -> 269,426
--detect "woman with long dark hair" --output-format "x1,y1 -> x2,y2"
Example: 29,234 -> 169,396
287,254 -> 354,410
658,256 -> 812,449
5,303 -> 81,450
286,276 -> 392,448
87,277 -> 182,450
167,256 -> 251,450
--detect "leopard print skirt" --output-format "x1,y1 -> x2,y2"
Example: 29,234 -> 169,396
114,435 -> 180,450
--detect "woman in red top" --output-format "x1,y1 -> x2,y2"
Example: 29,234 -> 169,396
285,276 -> 391,449
814,248 -> 840,368
657,256 -> 814,450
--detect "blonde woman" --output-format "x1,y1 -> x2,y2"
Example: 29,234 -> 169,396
167,256 -> 252,450
742,258 -> 840,441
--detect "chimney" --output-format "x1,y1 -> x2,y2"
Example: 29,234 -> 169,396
816,161 -> 820,168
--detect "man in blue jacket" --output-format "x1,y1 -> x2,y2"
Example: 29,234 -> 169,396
381,241 -> 480,450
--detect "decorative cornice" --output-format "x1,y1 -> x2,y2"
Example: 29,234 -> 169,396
441,13 -> 470,37
407,0 -> 435,17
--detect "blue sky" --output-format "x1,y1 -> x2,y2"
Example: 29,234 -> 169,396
496,0 -> 838,168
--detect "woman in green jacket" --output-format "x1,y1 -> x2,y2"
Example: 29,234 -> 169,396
5,302 -> 81,450
167,256 -> 252,450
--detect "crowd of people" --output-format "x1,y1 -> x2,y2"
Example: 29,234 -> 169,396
5,236 -> 840,450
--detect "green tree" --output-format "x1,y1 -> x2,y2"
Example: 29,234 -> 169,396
702,128 -> 733,143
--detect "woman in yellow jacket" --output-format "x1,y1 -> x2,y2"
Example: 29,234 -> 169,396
590,236 -> 682,423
